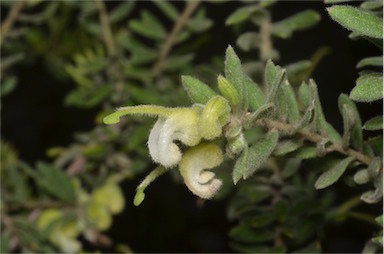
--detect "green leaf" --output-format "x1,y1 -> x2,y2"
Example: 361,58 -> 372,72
310,79 -> 342,144
225,46 -> 246,105
0,76 -> 17,97
265,59 -> 285,103
181,75 -> 217,104
109,1 -> 135,23
338,94 -> 363,150
356,56 -> 383,68
324,0 -> 354,3
285,60 -> 311,85
364,116 -> 383,131
243,75 -> 265,111
152,0 -> 179,21
230,221 -> 274,243
281,159 -> 301,179
163,54 -> 194,71
122,37 -> 157,65
225,5 -> 259,25
315,157 -> 354,189
188,18 -> 213,33
327,6 -> 383,39
36,162 -> 76,204
275,79 -> 301,124
360,0 -> 383,11
236,32 -> 261,51
243,130 -> 279,179
350,73 -> 383,102
129,11 -> 166,40
290,146 -> 318,159
272,10 -> 321,39
298,81 -> 312,109
273,139 -> 302,156
232,143 -> 249,184
353,169 -> 370,185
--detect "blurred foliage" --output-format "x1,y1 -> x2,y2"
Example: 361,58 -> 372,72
1,0 -> 382,253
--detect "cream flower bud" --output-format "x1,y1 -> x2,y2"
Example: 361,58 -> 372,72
199,96 -> 231,140
179,142 -> 223,199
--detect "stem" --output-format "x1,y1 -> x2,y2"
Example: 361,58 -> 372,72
153,0 -> 201,74
95,0 -> 124,94
0,0 -> 26,46
255,118 -> 373,165
259,14 -> 273,62
95,0 -> 116,57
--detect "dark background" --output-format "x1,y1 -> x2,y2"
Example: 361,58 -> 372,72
1,1 -> 382,253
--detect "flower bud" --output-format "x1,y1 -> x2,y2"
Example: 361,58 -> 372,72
217,75 -> 240,107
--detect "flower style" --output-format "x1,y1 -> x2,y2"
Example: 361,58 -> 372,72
103,95 -> 231,204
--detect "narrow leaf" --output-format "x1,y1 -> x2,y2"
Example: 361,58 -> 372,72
225,46 -> 245,105
225,5 -> 259,25
273,139 -> 302,156
236,32 -> 261,51
356,56 -> 383,68
338,93 -> 363,150
244,130 -> 279,179
243,75 -> 265,111
109,1 -> 135,23
315,157 -> 354,189
327,6 -> 383,39
350,73 -> 383,102
310,79 -> 342,144
276,79 -> 300,124
265,60 -> 285,103
232,143 -> 249,184
363,115 -> 383,131
272,10 -> 321,39
152,1 -> 178,21
181,75 -> 217,104
36,163 -> 76,203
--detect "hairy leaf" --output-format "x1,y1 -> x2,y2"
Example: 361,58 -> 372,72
276,79 -> 300,124
272,10 -> 321,39
243,75 -> 265,111
152,1 -> 178,21
310,80 -> 342,144
181,75 -> 217,104
233,143 -> 249,184
356,56 -> 383,68
36,163 -> 76,203
363,116 -> 383,131
243,130 -> 279,179
265,59 -> 285,103
225,5 -> 259,25
327,6 -> 383,39
350,73 -> 383,102
225,46 -> 246,106
315,157 -> 354,189
338,93 -> 363,150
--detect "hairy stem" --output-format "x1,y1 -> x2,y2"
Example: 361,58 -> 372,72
259,14 -> 273,62
256,118 -> 373,165
0,1 -> 26,46
95,0 -> 124,94
153,0 -> 201,74
95,0 -> 116,57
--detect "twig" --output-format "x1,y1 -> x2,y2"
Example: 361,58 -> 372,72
256,118 -> 373,165
153,0 -> 201,74
95,0 -> 124,94
259,15 -> 273,61
95,0 -> 116,57
0,1 -> 26,46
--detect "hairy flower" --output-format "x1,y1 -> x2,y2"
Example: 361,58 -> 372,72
179,142 -> 223,199
103,96 -> 231,204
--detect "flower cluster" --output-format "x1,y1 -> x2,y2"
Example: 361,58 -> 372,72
103,95 -> 232,205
